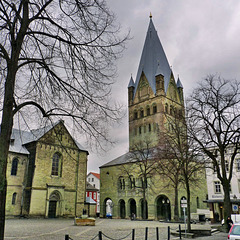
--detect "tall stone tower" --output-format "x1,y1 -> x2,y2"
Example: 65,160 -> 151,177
128,15 -> 184,150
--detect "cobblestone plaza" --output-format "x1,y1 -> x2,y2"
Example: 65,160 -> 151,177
4,218 -> 228,240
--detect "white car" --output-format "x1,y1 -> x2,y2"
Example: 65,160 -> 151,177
228,223 -> 240,239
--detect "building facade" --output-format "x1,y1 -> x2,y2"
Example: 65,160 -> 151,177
86,172 -> 100,214
86,182 -> 99,216
87,172 -> 100,190
206,149 -> 240,222
100,15 -> 208,220
6,120 -> 88,218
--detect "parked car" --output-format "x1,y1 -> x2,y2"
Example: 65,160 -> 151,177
228,223 -> 240,239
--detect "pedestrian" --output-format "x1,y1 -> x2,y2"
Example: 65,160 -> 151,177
227,216 -> 233,232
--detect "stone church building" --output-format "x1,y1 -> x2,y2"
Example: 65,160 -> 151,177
6,120 -> 88,218
100,16 -> 208,220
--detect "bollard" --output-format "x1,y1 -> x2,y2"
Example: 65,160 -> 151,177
167,226 -> 170,240
65,235 -> 69,240
132,229 -> 135,240
145,227 -> 148,240
179,224 -> 182,239
156,227 -> 159,240
99,231 -> 102,240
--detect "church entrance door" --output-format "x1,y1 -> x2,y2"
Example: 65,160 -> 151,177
48,200 -> 57,218
48,190 -> 61,218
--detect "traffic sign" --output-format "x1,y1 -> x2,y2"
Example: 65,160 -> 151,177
232,204 -> 238,212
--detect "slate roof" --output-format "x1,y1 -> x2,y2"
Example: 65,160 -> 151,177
176,77 -> 183,89
134,16 -> 172,96
9,121 -> 87,155
128,75 -> 135,88
100,152 -> 132,168
100,148 -> 156,168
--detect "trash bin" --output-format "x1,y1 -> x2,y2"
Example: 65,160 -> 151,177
199,214 -> 206,222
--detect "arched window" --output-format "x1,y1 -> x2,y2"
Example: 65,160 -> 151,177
118,177 -> 125,190
129,176 -> 135,189
170,106 -> 173,115
51,153 -> 62,176
139,126 -> 142,135
165,104 -> 168,114
12,192 -> 17,205
147,107 -> 150,116
153,105 -> 157,114
140,109 -> 144,118
148,124 -> 151,132
11,158 -> 18,176
134,111 -> 138,120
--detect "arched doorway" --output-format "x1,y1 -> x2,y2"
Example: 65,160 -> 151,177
129,198 -> 136,218
156,195 -> 171,221
140,199 -> 148,219
48,191 -> 61,218
103,198 -> 113,218
119,199 -> 126,219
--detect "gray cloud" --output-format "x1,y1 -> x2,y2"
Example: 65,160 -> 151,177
87,0 -> 240,172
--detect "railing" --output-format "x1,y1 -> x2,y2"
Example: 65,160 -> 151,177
65,225 -> 183,240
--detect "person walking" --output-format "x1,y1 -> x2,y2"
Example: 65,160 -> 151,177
227,216 -> 233,232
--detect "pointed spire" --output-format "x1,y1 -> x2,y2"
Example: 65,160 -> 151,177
177,76 -> 183,89
155,61 -> 163,76
150,12 -> 152,19
128,75 -> 135,88
133,16 -> 172,97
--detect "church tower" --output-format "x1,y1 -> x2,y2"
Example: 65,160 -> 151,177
128,15 -> 184,151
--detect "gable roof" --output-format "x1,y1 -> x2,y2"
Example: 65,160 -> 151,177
87,172 -> 100,179
9,120 -> 88,154
134,16 -> 172,97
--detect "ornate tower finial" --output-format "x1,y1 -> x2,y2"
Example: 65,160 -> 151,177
150,12 -> 152,18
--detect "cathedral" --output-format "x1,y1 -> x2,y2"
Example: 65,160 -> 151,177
6,120 -> 88,218
99,16 -> 208,220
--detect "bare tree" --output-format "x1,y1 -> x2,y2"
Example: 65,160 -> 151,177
0,0 -> 129,238
187,75 -> 240,231
157,110 -> 205,231
119,140 -> 158,220
156,132 -> 182,221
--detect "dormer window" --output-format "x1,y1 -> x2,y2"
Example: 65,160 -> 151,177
10,138 -> 15,145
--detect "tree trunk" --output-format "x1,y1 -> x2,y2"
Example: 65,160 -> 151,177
223,181 -> 231,232
186,179 -> 191,232
174,185 -> 179,221
0,70 -> 16,239
143,183 -> 147,220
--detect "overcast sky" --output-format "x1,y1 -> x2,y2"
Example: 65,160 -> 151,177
87,0 -> 240,173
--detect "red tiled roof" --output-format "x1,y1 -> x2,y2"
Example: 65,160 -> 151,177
89,172 -> 100,179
